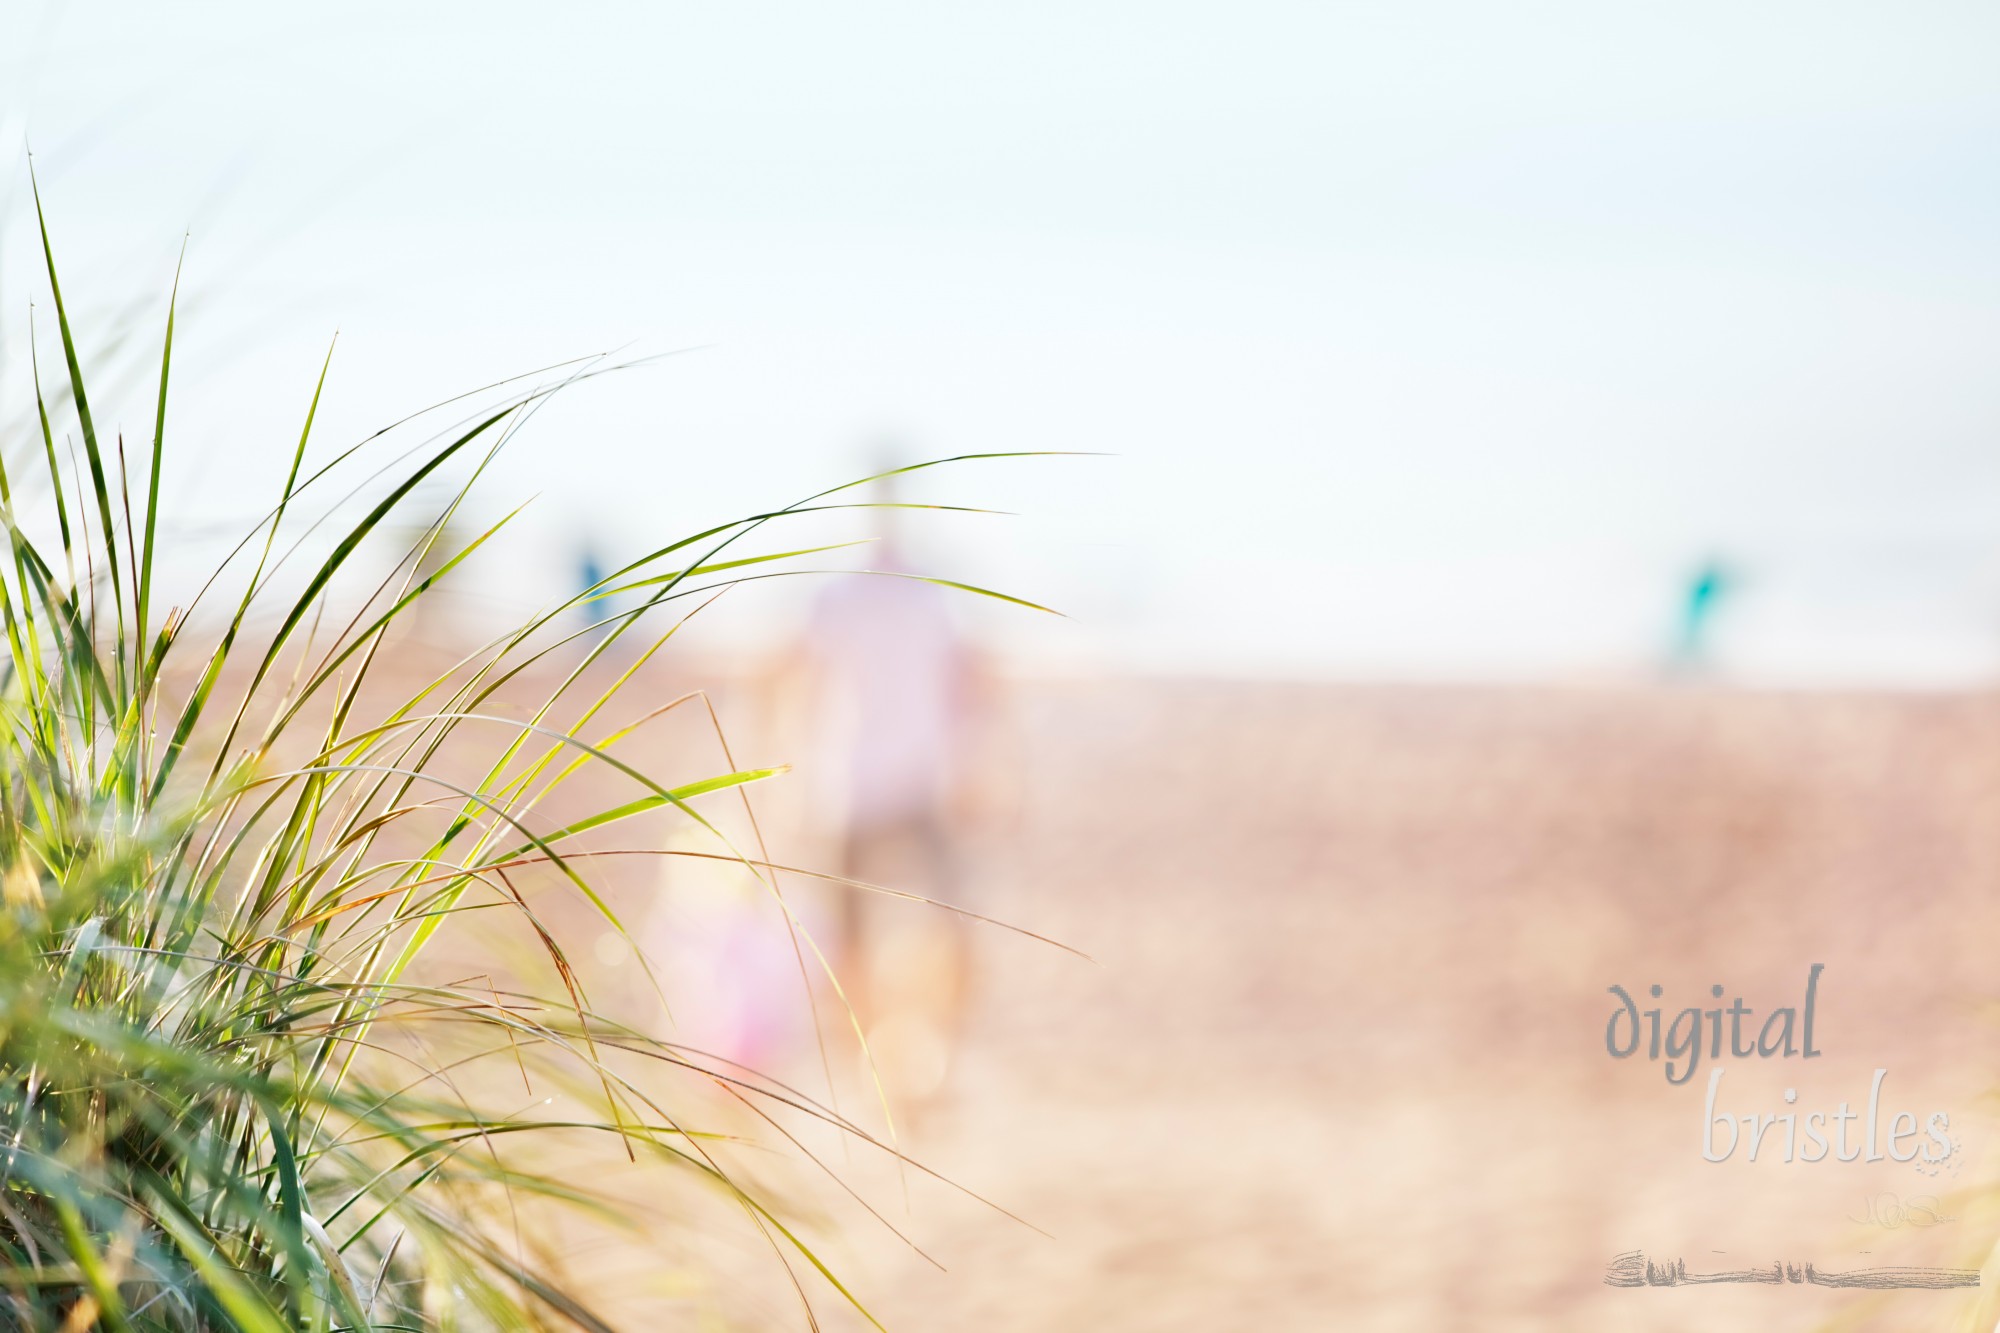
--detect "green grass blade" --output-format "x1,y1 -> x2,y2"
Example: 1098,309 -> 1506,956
137,240 -> 185,654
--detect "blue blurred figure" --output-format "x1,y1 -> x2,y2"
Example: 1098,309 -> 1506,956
577,543 -> 612,637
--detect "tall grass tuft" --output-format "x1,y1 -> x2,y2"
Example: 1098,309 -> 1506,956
0,188 -> 1053,1330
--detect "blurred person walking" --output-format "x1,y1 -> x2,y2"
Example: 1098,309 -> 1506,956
796,466 -> 991,1108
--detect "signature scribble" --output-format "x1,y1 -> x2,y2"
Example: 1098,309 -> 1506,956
1850,1193 -> 1956,1230
1605,1250 -> 1979,1290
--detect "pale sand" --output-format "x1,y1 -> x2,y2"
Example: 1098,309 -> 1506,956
411,671 -> 2000,1329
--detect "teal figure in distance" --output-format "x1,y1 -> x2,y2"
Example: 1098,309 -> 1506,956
1674,559 -> 1732,671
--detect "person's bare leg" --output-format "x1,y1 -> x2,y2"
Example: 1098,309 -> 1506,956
835,832 -> 879,1040
850,818 -> 976,1115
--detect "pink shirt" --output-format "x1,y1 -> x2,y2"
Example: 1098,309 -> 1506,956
805,569 -> 970,830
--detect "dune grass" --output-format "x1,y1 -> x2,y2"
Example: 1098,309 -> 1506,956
0,184 -> 1056,1330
